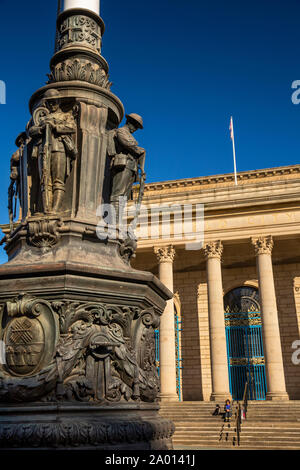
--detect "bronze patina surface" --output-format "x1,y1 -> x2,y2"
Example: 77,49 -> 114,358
0,5 -> 174,450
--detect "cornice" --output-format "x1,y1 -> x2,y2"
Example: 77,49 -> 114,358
138,165 -> 300,195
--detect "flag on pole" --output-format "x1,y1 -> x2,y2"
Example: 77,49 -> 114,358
229,117 -> 234,140
229,116 -> 238,186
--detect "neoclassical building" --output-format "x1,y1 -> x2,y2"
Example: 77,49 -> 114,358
132,164 -> 300,402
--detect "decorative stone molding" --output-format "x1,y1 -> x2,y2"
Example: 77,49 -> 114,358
48,58 -> 112,90
27,217 -> 64,251
203,240 -> 223,260
251,235 -> 274,256
154,245 -> 175,263
139,165 -> 300,195
0,416 -> 175,449
57,12 -> 103,54
0,295 -> 161,404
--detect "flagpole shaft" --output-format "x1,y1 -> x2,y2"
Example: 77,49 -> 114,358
231,118 -> 238,186
232,133 -> 238,186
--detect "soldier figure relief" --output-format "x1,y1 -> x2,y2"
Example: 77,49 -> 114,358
108,113 -> 146,223
29,89 -> 78,214
8,133 -> 26,230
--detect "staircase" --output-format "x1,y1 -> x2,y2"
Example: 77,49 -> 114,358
159,401 -> 300,450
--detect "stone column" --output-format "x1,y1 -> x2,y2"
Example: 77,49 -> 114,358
204,241 -> 231,402
252,236 -> 289,401
154,245 -> 179,402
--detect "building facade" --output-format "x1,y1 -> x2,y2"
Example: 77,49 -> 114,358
132,165 -> 300,402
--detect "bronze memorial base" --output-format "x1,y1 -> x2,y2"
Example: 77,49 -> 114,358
0,256 -> 174,450
0,5 -> 175,450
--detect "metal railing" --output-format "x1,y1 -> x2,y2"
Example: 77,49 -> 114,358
234,381 -> 248,446
243,380 -> 248,419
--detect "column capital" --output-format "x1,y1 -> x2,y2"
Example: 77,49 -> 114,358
251,235 -> 274,256
154,245 -> 176,263
203,240 -> 223,260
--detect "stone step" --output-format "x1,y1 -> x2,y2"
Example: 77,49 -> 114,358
174,427 -> 300,434
160,401 -> 300,450
174,442 -> 300,450
167,415 -> 300,421
174,431 -> 300,440
173,436 -> 300,444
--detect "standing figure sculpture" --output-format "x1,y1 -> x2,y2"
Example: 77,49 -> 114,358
29,89 -> 77,214
8,132 -> 26,230
108,113 -> 146,224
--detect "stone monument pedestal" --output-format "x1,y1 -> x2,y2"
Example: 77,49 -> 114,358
0,257 -> 175,450
0,4 -> 175,450
0,404 -> 173,450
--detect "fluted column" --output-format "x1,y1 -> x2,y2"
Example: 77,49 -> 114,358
252,236 -> 289,400
204,241 -> 231,402
154,245 -> 178,402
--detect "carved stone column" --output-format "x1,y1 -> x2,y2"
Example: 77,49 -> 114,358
204,241 -> 231,402
252,236 -> 289,401
154,245 -> 179,402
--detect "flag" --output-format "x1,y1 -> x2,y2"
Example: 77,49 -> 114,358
229,116 -> 234,140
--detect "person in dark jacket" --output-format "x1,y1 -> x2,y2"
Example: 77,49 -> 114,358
224,399 -> 232,422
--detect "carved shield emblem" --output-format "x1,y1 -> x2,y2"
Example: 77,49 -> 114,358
0,294 -> 59,378
4,317 -> 45,376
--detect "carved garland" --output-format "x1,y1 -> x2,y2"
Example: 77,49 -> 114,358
0,295 -> 161,405
0,418 -> 175,449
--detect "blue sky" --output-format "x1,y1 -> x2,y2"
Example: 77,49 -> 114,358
0,0 -> 299,262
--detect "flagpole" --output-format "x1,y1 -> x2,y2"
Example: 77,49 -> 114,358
54,0 -> 62,52
230,116 -> 238,186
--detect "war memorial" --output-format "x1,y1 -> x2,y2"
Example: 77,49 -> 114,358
2,0 -> 300,453
0,0 -> 175,450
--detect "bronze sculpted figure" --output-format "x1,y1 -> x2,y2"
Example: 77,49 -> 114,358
29,89 -> 77,214
108,113 -> 146,223
8,132 -> 26,230
0,3 -> 175,451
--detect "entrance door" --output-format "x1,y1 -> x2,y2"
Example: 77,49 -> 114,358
224,286 -> 267,401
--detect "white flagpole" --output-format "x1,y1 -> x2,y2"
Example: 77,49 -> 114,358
230,116 -> 238,186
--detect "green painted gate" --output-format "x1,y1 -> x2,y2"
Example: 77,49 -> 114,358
224,286 -> 267,401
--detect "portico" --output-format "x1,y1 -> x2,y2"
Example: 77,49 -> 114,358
132,165 -> 300,402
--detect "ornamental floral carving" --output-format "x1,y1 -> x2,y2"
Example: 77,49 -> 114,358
251,235 -> 274,256
48,59 -> 112,90
27,217 -> 64,251
0,418 -> 175,449
154,245 -> 176,263
0,295 -> 161,405
203,240 -> 223,260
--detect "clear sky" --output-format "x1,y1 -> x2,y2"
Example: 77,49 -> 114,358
0,0 -> 299,262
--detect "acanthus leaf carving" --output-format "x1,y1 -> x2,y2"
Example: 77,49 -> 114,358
0,296 -> 162,405
48,58 -> 112,90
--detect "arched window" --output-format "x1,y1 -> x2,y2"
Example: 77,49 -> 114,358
224,286 -> 267,401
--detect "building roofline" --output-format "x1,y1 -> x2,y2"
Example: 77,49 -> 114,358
142,164 -> 300,192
